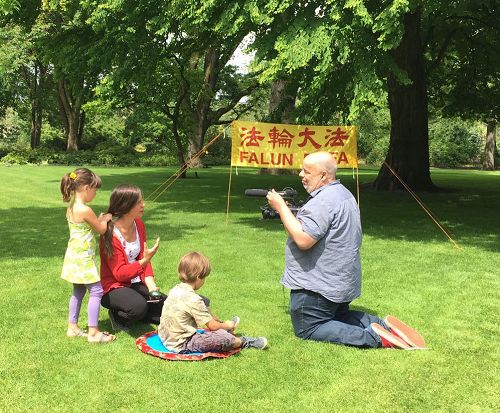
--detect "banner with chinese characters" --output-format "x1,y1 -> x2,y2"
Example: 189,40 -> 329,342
231,121 -> 358,169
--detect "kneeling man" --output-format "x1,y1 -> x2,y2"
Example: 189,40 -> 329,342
267,151 -> 425,349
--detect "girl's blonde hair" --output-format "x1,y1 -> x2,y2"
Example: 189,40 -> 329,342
60,168 -> 102,202
178,252 -> 211,283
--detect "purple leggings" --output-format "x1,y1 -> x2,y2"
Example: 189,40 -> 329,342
68,282 -> 103,327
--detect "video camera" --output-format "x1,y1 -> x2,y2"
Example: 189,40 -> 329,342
244,187 -> 304,219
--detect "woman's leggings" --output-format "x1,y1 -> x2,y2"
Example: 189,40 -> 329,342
68,282 -> 103,327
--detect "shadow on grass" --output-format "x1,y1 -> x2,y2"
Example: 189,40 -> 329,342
3,167 -> 499,259
0,205 -> 201,259
99,318 -> 155,339
235,217 -> 286,232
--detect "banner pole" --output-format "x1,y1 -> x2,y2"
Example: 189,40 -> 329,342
226,125 -> 233,226
356,167 -> 360,208
225,164 -> 233,226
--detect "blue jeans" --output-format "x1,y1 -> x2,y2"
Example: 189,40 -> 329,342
289,289 -> 384,348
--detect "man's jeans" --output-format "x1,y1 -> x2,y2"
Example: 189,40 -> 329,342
290,289 -> 384,348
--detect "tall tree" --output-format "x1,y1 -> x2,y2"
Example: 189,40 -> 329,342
373,9 -> 434,190
83,0 -> 261,169
36,1 -> 103,151
428,0 -> 500,170
0,2 -> 51,149
250,0 -> 499,189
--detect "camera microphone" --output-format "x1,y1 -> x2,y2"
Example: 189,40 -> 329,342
244,188 -> 297,198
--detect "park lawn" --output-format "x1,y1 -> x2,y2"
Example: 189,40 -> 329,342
0,164 -> 498,413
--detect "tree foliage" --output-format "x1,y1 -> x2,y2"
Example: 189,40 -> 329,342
0,0 -> 498,177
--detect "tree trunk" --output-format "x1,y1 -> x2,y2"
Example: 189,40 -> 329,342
30,96 -> 42,149
188,48 -> 220,168
269,78 -> 297,124
57,77 -> 82,151
77,110 -> 85,149
260,78 -> 298,176
482,119 -> 497,170
170,112 -> 187,179
165,56 -> 190,178
373,10 -> 436,191
30,61 -> 46,149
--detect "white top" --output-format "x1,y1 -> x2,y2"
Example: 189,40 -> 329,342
113,222 -> 141,283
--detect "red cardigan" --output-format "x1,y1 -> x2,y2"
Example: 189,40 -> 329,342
99,218 -> 154,294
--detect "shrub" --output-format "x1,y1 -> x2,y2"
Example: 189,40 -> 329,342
94,145 -> 135,166
53,150 -> 98,165
356,106 -> 391,166
1,151 -> 29,165
201,131 -> 231,165
138,153 -> 177,167
364,135 -> 389,165
429,118 -> 482,168
39,125 -> 67,151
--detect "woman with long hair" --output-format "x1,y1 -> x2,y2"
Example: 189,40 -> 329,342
100,184 -> 164,332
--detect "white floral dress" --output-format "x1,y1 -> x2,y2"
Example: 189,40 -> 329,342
61,220 -> 100,284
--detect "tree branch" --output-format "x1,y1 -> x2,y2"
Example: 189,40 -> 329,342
425,28 -> 460,76
444,14 -> 500,31
210,83 -> 260,122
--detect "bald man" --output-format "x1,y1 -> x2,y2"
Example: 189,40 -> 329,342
267,152 -> 419,348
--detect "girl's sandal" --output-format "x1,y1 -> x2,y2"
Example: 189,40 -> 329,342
88,331 -> 116,344
67,328 -> 88,338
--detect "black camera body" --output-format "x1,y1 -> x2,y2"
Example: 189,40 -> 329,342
260,204 -> 302,219
245,187 -> 304,220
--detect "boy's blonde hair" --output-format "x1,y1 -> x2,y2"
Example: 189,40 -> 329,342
178,252 -> 211,283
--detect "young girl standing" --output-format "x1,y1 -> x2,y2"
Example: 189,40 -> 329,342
60,168 -> 115,343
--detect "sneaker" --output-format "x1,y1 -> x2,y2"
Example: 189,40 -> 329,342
371,323 -> 410,349
108,310 -> 130,332
231,316 -> 240,329
384,315 -> 426,348
241,336 -> 268,350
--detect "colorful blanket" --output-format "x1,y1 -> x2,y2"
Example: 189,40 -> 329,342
136,331 -> 240,361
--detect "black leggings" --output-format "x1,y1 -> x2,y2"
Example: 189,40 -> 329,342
101,283 -> 165,325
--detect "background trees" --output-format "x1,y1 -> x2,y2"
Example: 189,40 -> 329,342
0,0 -> 498,184
245,0 -> 499,189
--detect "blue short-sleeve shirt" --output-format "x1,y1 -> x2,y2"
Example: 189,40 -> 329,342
281,180 -> 362,303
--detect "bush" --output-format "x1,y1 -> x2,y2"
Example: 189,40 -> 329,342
364,135 -> 389,165
138,153 -> 177,167
52,150 -> 98,165
429,118 -> 482,168
202,133 -> 232,165
39,125 -> 67,151
94,145 -> 136,166
0,146 -> 179,167
0,144 -> 11,159
356,106 -> 391,165
1,151 -> 29,165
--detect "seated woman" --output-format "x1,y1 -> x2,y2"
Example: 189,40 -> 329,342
100,184 -> 164,332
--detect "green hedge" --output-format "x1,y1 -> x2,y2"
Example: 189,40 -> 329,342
429,118 -> 482,168
0,147 -> 178,167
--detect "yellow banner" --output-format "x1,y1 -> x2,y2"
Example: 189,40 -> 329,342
231,121 -> 358,169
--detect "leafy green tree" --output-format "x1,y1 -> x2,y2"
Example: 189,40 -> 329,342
248,0 -> 499,189
0,2 -> 51,149
1,0 -> 103,151
428,1 -> 499,170
429,117 -> 482,168
36,1 -> 105,151
83,0 -> 260,171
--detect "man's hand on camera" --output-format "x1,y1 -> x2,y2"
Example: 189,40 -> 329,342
266,189 -> 288,212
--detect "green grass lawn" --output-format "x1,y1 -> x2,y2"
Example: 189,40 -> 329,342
0,165 -> 498,412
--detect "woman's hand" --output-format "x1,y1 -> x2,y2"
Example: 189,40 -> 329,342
140,237 -> 160,267
144,275 -> 159,293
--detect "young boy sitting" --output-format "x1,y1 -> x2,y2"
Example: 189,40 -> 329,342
158,251 -> 268,353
